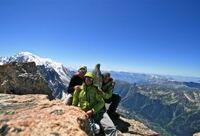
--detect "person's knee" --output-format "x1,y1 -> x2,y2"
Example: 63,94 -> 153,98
117,94 -> 121,101
113,94 -> 121,102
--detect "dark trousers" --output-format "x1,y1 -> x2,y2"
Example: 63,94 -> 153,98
105,94 -> 121,113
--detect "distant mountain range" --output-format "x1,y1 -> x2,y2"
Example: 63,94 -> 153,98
114,80 -> 200,136
111,72 -> 200,136
111,71 -> 200,89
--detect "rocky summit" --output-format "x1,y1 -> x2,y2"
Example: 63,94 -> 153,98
0,94 -> 158,136
0,94 -> 90,136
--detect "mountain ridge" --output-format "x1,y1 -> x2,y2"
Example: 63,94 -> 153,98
0,52 -> 72,99
114,80 -> 200,136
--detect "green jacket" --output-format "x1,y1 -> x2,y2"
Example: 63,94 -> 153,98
72,83 -> 105,113
101,79 -> 114,100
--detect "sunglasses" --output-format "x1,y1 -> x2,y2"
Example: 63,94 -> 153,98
85,77 -> 93,81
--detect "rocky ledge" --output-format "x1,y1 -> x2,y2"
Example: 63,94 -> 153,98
0,94 -> 158,136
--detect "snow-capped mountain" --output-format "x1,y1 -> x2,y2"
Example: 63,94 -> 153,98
0,52 -> 72,98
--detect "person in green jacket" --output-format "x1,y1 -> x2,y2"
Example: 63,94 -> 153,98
72,72 -> 117,136
100,72 -> 121,118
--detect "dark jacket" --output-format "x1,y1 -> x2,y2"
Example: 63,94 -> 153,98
67,74 -> 83,94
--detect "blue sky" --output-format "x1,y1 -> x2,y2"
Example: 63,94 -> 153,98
0,0 -> 200,77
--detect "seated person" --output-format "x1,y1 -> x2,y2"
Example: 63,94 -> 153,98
72,72 -> 118,136
101,72 -> 121,118
64,66 -> 87,105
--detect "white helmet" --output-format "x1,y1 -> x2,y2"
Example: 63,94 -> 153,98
90,120 -> 100,134
92,123 -> 100,134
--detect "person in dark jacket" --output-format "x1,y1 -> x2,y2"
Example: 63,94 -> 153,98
64,66 -> 87,105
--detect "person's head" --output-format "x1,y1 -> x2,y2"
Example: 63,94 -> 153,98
78,66 -> 87,78
102,72 -> 111,83
84,72 -> 95,86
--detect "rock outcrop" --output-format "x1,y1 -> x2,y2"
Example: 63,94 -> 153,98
0,62 -> 53,99
0,94 -> 90,136
0,94 -> 158,136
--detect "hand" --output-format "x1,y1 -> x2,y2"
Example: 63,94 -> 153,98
85,110 -> 93,118
74,85 -> 81,91
112,81 -> 115,86
97,88 -> 103,94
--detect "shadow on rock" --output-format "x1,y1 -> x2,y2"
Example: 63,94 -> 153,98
110,116 -> 131,133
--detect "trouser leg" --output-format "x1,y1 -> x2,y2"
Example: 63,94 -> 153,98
100,112 -> 117,136
107,94 -> 121,113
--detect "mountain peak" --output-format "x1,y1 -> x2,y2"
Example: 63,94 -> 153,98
17,51 -> 35,56
14,51 -> 53,66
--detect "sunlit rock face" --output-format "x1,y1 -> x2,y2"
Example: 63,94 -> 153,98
0,94 -> 91,136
